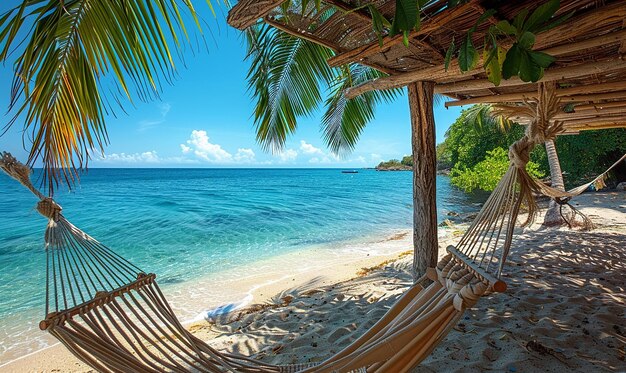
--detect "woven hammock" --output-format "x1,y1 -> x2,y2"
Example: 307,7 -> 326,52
1,87 -> 624,372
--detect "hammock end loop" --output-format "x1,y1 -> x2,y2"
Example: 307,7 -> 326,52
37,198 -> 62,221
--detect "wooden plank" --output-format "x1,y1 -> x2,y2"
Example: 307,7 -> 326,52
574,101 -> 626,111
565,123 -> 626,132
434,60 -> 626,95
558,90 -> 626,104
227,0 -> 285,30
445,81 -> 626,107
541,107 -> 626,121
327,0 -> 481,68
562,115 -> 626,126
343,9 -> 626,97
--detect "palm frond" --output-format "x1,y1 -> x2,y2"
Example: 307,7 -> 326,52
322,64 -> 400,155
0,0 -> 211,193
464,104 -> 514,133
245,23 -> 335,152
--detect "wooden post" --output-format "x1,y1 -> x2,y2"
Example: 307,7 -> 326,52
408,81 -> 438,280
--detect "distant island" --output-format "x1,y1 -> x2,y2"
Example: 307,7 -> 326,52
376,156 -> 412,171
376,155 -> 451,174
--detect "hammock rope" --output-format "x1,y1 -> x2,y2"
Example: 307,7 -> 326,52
1,84 -> 625,372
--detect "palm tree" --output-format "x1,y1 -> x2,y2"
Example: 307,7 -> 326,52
0,0 -> 214,192
542,139 -> 567,226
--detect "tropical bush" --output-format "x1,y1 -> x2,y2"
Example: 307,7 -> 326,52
451,147 -> 544,192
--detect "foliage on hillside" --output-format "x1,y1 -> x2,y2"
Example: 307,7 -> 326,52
376,156 -> 412,170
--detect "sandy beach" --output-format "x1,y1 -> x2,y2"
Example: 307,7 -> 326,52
1,191 -> 624,372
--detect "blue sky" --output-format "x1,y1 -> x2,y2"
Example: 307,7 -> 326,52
0,2 -> 463,168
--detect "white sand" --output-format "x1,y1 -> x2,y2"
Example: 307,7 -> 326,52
1,191 -> 624,372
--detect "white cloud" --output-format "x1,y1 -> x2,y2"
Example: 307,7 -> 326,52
98,151 -> 161,164
234,148 -> 256,163
276,149 -> 298,162
298,140 -> 343,164
184,130 -> 233,163
299,140 -> 324,156
180,130 -> 259,165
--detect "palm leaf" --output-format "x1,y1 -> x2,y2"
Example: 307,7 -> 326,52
0,0 -> 212,193
246,23 -> 334,152
464,104 -> 514,133
322,64 -> 400,154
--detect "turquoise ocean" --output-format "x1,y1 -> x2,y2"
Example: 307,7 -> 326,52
0,168 -> 484,364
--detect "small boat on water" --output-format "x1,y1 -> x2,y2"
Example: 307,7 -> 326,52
341,170 -> 359,174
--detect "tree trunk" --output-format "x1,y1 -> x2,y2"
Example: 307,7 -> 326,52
408,81 -> 438,281
543,139 -> 566,226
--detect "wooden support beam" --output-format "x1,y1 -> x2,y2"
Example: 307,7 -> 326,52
554,107 -> 626,120
563,115 -> 626,126
445,81 -> 626,107
574,101 -> 626,111
434,60 -> 626,95
565,123 -> 626,132
559,90 -> 626,104
227,0 -> 284,30
327,0 -> 480,68
408,81 -> 438,279
343,11 -> 626,97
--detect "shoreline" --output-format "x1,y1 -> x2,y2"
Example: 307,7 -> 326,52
0,226 -> 462,370
1,191 -> 624,372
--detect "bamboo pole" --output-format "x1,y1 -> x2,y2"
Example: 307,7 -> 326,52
434,60 -> 626,95
445,81 -> 626,107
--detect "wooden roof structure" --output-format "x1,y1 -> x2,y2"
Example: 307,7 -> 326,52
228,0 -> 626,135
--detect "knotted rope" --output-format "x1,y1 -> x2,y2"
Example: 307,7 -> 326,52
0,152 -> 63,221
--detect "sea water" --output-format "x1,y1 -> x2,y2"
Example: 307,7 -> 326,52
0,168 -> 484,364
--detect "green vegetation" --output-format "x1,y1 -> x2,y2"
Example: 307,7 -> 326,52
451,147 -> 544,192
438,105 -> 626,192
537,129 -> 626,186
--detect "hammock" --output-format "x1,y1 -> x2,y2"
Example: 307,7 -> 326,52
1,88 -> 624,372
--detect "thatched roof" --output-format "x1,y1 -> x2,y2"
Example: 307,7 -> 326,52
228,0 -> 626,134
